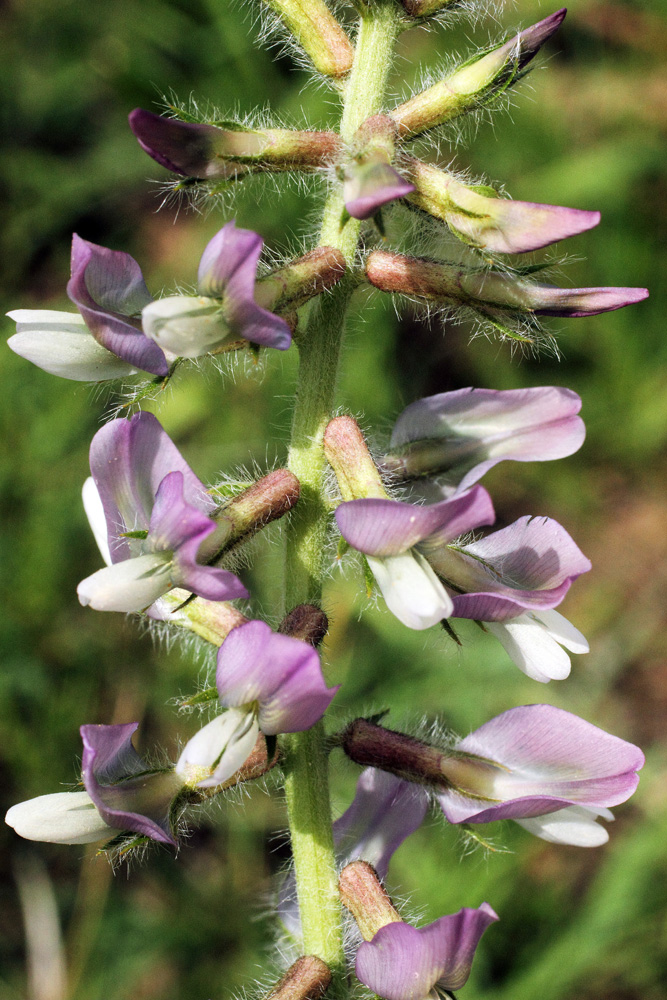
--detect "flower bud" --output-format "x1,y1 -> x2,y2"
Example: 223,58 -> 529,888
389,10 -> 567,138
150,594 -> 248,646
366,250 -> 649,319
261,0 -> 354,78
211,469 -> 301,550
265,956 -> 331,1000
339,861 -> 403,941
129,109 -> 342,179
324,416 -> 389,502
279,604 -> 329,647
403,157 -> 600,254
256,247 -> 346,315
342,116 -> 414,221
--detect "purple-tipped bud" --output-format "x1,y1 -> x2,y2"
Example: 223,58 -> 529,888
278,604 -> 329,647
366,250 -> 649,321
390,10 -> 567,138
129,109 -> 341,179
343,116 -> 414,221
404,158 -> 600,254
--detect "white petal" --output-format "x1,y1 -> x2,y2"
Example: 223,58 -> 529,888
82,478 -> 111,566
486,615 -> 574,682
7,310 -> 136,381
367,551 -> 454,630
77,553 -> 172,612
516,805 -> 612,847
142,296 -> 230,358
532,608 -> 590,653
6,791 -> 112,845
176,710 -> 259,788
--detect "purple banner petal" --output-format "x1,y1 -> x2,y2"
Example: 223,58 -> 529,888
335,486 -> 494,557
67,235 -> 168,375
355,904 -> 498,999
81,723 -> 181,845
216,620 -> 338,734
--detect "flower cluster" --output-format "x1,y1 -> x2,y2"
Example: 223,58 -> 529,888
4,2 -> 649,999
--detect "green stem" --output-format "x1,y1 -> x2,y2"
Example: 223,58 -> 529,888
282,0 -> 401,979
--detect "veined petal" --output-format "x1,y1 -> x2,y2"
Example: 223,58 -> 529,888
462,270 -> 649,317
335,487 -> 494,556
367,552 -> 454,630
435,704 -> 645,825
82,477 -> 112,566
388,386 -> 584,490
5,791 -> 112,845
355,904 -> 498,999
334,769 -> 429,878
129,108 -> 235,178
90,412 -> 213,562
485,610 -> 588,682
215,620 -> 338,734
77,552 -> 172,612
176,709 -> 260,788
344,163 -> 414,220
142,295 -> 233,357
67,234 -> 168,375
7,310 -> 137,381
515,805 -> 613,846
81,723 -> 180,845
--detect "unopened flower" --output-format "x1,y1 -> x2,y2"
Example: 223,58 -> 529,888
129,108 -> 341,179
366,251 -> 649,329
78,412 -> 248,613
403,159 -> 600,254
6,723 -> 182,846
176,620 -> 338,788
390,10 -> 568,138
343,710 -> 644,847
141,221 -> 292,358
7,235 -> 169,380
384,385 -> 585,490
343,116 -> 414,221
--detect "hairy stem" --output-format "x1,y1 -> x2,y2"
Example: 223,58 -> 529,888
281,0 -> 401,979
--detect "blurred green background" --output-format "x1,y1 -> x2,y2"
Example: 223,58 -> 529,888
1,1 -> 666,998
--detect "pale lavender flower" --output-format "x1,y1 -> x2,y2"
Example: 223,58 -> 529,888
436,704 -> 644,846
7,235 -> 168,380
176,620 -> 338,788
385,386 -> 585,490
6,723 -> 182,846
335,485 -> 495,630
141,220 -> 292,358
355,904 -> 498,1000
78,411 -> 248,613
336,495 -> 590,680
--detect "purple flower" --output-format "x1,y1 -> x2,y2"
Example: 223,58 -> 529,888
78,412 -> 248,613
81,723 -> 183,845
5,724 -> 183,846
355,904 -> 498,1000
337,492 -> 590,680
436,704 -> 644,846
335,486 -> 495,630
385,386 -> 585,490
7,236 -> 169,380
176,620 -> 338,788
141,221 -> 292,358
344,162 -> 415,221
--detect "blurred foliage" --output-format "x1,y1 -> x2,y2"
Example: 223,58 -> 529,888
1,1 -> 666,999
